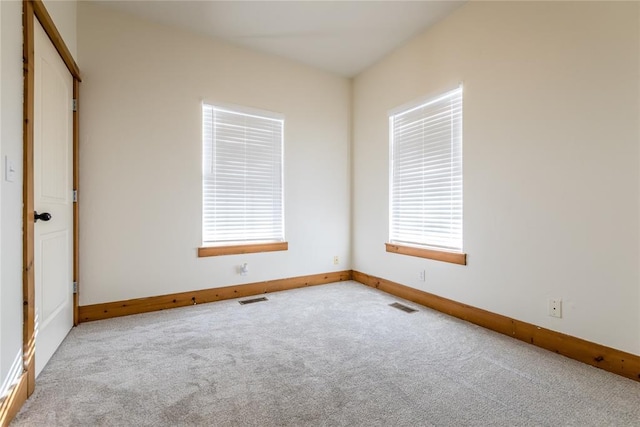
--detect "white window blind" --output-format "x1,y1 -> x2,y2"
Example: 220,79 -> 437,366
389,86 -> 463,251
202,104 -> 284,245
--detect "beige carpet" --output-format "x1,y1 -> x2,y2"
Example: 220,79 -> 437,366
12,281 -> 640,426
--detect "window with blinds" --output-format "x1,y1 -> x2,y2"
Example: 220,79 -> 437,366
202,104 -> 284,245
389,86 -> 463,252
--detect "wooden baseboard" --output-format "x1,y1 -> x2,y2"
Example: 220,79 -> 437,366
352,270 -> 640,382
79,270 -> 353,322
0,372 -> 28,427
76,268 -> 640,382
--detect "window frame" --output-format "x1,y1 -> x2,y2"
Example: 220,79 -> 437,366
387,86 -> 467,265
199,102 -> 287,257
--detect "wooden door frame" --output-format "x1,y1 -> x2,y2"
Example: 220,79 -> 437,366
22,0 -> 81,396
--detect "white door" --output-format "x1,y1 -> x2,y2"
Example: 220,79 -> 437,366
33,19 -> 74,377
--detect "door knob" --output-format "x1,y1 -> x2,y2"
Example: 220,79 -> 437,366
34,211 -> 52,222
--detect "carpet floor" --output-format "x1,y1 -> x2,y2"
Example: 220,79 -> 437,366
11,281 -> 640,426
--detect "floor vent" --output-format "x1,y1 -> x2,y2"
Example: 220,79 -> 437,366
389,302 -> 418,313
239,297 -> 269,305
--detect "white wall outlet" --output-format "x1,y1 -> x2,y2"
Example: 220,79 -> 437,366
419,270 -> 426,282
548,298 -> 562,318
333,256 -> 339,265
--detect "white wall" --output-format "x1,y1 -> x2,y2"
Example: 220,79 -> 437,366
352,1 -> 640,355
77,2 -> 351,305
1,0 -> 26,395
43,0 -> 77,61
0,0 -> 77,395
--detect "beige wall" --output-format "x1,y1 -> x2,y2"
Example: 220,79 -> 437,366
352,1 -> 640,354
43,0 -> 77,60
77,2 -> 351,305
0,0 -> 26,394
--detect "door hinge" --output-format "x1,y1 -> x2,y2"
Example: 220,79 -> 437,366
73,282 -> 78,294
73,190 -> 78,203
72,99 -> 77,112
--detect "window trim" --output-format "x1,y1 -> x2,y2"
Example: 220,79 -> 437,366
388,85 -> 464,260
385,243 -> 466,265
198,241 -> 288,257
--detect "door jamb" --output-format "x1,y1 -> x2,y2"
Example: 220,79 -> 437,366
22,0 -> 81,396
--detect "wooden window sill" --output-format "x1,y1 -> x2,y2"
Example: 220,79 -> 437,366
198,242 -> 288,257
385,243 -> 467,265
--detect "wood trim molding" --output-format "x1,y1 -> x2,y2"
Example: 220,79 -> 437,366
385,243 -> 467,265
31,0 -> 81,81
0,372 -> 28,427
352,270 -> 640,382
22,0 -> 37,397
198,242 -> 288,257
79,270 -> 352,322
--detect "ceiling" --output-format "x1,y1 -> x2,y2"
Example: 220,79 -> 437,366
93,1 -> 466,77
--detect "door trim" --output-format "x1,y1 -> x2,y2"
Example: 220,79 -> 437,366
22,0 -> 81,397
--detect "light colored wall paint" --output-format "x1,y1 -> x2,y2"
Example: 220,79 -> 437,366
352,1 -> 640,354
42,0 -> 77,61
1,0 -> 25,392
77,3 -> 351,305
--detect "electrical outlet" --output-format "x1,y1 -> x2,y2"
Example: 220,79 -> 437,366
333,256 -> 339,265
548,298 -> 562,318
419,270 -> 426,282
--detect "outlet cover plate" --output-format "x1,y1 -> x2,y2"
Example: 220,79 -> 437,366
548,298 -> 562,318
5,156 -> 16,182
